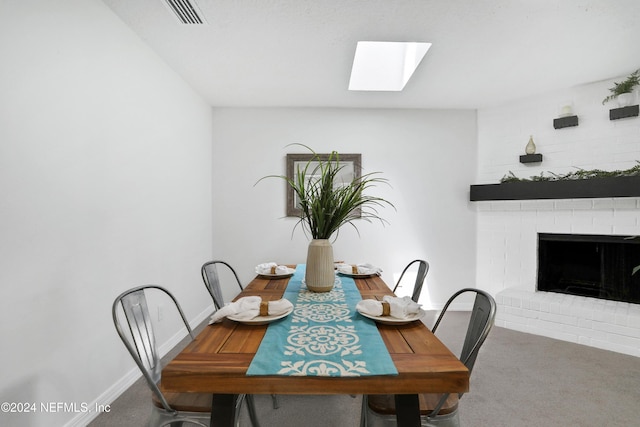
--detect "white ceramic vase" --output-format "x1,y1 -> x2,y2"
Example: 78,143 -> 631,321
305,239 -> 335,292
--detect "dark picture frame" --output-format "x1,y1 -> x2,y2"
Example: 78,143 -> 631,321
285,153 -> 362,217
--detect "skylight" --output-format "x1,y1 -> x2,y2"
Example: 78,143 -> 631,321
348,41 -> 431,91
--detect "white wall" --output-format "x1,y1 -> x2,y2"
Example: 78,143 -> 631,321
0,1 -> 214,426
211,107 -> 478,308
475,78 -> 640,298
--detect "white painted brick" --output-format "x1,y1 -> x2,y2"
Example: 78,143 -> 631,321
504,321 -> 530,333
590,208 -> 615,221
613,225 -> 640,235
627,309 -> 640,327
613,198 -> 640,210
593,321 -> 640,339
501,312 -> 527,325
612,210 -> 639,226
555,199 -> 594,210
615,313 -> 629,326
578,336 -> 591,346
539,300 -> 550,312
520,200 -> 555,211
584,327 -> 609,342
549,300 -> 563,314
560,323 -> 592,337
592,309 -> 616,324
577,318 -> 592,329
491,201 -> 522,211
539,311 -> 576,325
606,333 -> 640,348
592,199 -> 616,209
591,339 -> 638,357
529,299 -> 540,311
541,327 -> 578,343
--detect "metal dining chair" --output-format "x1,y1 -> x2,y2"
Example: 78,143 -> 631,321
112,285 -> 260,427
201,260 -> 280,410
361,288 -> 497,427
393,259 -> 429,303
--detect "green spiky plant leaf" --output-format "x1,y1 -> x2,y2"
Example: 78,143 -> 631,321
257,144 -> 394,240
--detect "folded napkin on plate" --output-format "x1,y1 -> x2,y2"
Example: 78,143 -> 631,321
209,296 -> 293,324
256,262 -> 291,275
356,296 -> 421,319
336,263 -> 382,275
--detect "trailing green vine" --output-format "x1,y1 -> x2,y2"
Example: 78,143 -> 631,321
500,161 -> 640,183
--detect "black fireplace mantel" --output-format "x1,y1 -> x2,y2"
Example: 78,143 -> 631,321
470,176 -> 640,201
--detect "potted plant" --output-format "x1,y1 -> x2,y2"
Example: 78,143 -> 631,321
258,144 -> 394,292
602,68 -> 640,106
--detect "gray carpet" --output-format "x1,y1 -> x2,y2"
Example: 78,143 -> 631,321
90,311 -> 640,426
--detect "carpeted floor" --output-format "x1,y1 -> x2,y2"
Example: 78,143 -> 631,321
89,311 -> 640,426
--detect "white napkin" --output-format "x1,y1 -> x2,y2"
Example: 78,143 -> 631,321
209,296 -> 293,324
256,262 -> 291,275
356,296 -> 421,319
336,263 -> 382,275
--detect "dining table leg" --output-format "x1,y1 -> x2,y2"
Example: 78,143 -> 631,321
210,394 -> 236,427
394,394 -> 421,427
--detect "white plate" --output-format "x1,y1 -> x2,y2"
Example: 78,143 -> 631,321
357,308 -> 426,325
255,267 -> 296,278
337,271 -> 380,278
227,307 -> 293,325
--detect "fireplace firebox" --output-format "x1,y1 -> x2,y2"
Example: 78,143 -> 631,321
537,233 -> 640,304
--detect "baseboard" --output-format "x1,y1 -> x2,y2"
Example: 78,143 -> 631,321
62,366 -> 140,427
64,303 -> 214,427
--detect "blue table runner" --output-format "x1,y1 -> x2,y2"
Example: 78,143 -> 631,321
246,265 -> 398,377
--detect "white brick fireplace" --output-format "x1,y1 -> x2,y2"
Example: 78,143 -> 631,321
475,198 -> 640,357
475,78 -> 640,357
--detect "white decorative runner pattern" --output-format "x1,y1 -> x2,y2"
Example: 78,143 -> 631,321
246,265 -> 398,377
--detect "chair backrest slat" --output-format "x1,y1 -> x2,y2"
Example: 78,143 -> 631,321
201,260 -> 243,309
393,259 -> 429,303
112,285 -> 194,412
460,292 -> 494,372
120,289 -> 161,382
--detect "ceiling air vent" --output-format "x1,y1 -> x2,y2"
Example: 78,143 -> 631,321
162,0 -> 206,24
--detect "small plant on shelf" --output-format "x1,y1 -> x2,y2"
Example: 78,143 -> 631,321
602,68 -> 640,105
500,161 -> 640,183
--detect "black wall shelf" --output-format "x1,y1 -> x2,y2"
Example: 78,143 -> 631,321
610,105 -> 639,120
470,176 -> 640,201
553,115 -> 579,129
519,154 -> 543,163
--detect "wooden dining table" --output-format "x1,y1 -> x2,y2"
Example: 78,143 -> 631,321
160,269 -> 469,427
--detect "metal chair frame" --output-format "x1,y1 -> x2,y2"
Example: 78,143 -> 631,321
362,288 -> 497,427
393,259 -> 429,303
112,285 -> 259,427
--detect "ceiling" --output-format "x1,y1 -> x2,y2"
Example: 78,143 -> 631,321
102,0 -> 640,109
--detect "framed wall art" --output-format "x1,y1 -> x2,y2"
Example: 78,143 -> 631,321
285,153 -> 362,217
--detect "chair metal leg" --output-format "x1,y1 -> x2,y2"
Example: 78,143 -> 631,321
271,394 -> 279,409
360,395 -> 368,427
245,395 -> 261,427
